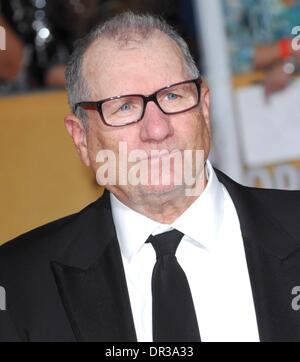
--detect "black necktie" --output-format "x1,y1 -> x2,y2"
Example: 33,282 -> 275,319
146,229 -> 201,342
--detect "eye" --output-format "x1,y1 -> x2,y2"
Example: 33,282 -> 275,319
166,93 -> 178,101
119,103 -> 131,111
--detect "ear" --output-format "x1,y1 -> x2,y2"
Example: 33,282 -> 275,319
201,83 -> 210,128
64,114 -> 91,167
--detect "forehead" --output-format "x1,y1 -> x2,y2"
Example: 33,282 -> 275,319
82,31 -> 188,99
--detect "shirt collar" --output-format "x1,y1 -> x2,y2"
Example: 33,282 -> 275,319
110,160 -> 225,261
110,194 -> 158,261
172,161 -> 224,250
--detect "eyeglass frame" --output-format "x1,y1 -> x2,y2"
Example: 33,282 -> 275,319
74,77 -> 203,127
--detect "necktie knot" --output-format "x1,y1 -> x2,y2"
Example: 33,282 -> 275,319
146,229 -> 184,258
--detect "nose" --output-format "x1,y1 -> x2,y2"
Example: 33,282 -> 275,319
139,101 -> 174,143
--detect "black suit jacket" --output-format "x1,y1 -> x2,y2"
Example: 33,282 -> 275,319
1,169 -> 300,342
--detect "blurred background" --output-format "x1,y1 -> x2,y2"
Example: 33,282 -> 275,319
1,0 -> 300,243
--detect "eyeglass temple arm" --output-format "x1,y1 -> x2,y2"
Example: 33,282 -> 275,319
75,102 -> 98,111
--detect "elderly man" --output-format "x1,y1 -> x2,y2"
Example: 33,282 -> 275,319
1,12 -> 300,343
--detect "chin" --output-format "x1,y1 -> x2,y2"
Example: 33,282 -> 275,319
137,183 -> 185,197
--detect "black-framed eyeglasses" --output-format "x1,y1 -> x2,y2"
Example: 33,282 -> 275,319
75,77 -> 202,127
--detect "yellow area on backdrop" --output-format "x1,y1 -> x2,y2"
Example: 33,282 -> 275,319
0,91 -> 101,244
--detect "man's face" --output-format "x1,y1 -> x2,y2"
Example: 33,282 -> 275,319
66,32 -> 211,207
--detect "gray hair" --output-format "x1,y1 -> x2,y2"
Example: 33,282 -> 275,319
65,11 -> 200,130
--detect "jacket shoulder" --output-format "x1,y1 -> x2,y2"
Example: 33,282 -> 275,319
215,168 -> 300,234
247,186 -> 300,229
216,167 -> 300,208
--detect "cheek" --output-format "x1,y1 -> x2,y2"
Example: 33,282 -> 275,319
175,111 -> 209,148
87,131 -> 103,156
87,119 -> 116,151
85,123 -> 110,169
86,122 -> 139,165
196,117 -> 211,157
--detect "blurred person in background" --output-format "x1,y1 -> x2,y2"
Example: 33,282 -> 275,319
0,0 -> 197,94
223,0 -> 300,97
0,16 -> 25,93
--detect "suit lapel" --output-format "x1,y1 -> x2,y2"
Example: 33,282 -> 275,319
51,191 -> 137,341
216,169 -> 300,341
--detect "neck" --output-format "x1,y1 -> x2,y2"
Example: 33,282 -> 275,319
129,193 -> 201,224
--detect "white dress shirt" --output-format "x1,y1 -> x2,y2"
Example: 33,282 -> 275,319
110,161 -> 260,342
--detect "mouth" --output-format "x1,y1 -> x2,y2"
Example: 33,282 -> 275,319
141,149 -> 182,162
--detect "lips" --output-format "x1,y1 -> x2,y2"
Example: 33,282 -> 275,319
142,149 -> 181,162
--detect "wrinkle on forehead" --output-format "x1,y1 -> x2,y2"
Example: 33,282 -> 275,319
81,32 -> 187,98
82,30 -> 161,74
